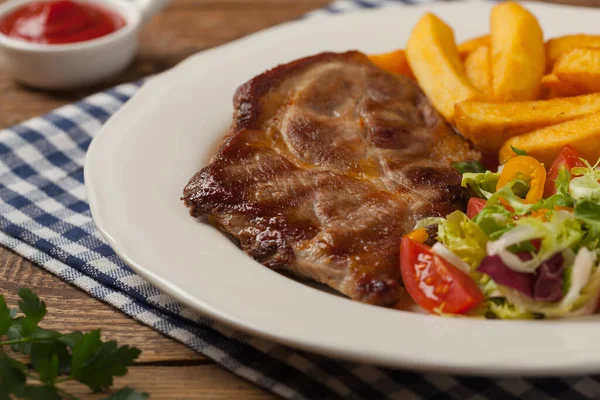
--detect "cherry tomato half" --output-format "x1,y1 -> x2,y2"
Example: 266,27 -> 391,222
544,145 -> 586,198
467,197 -> 487,219
400,237 -> 484,314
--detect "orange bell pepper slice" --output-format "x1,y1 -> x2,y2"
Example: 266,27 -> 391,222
497,156 -> 547,204
405,228 -> 429,243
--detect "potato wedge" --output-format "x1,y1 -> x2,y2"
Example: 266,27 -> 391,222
490,2 -> 545,101
554,48 -> 600,93
540,74 -> 583,98
463,45 -> 490,95
546,34 -> 600,71
499,111 -> 600,166
455,93 -> 600,153
458,35 -> 489,59
369,49 -> 415,78
406,13 -> 481,123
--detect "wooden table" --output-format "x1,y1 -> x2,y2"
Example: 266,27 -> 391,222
0,1 -> 330,398
1,0 -> 599,398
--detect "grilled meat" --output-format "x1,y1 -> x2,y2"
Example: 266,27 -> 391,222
183,51 -> 480,306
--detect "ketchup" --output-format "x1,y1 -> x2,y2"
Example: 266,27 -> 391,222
0,0 -> 126,44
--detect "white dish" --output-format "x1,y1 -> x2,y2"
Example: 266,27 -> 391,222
86,1 -> 600,375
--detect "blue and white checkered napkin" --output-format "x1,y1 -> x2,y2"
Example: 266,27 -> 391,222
2,1 -> 600,399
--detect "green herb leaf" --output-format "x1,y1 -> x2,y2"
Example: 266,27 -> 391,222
102,387 -> 150,400
453,160 -> 486,174
6,322 -> 61,355
58,331 -> 84,349
17,384 -> 61,400
1,289 -> 145,399
31,341 -> 71,384
0,296 -> 12,337
71,330 -> 141,392
510,146 -> 528,156
0,351 -> 26,400
18,288 -> 46,334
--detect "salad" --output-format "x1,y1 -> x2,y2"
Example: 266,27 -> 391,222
402,146 -> 600,319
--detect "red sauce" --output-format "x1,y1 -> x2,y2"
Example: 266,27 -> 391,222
0,0 -> 126,44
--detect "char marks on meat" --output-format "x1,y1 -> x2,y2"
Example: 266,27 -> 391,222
182,51 -> 480,307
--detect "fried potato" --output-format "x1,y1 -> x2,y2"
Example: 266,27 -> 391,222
499,111 -> 600,166
458,35 -> 489,59
546,34 -> 600,71
455,93 -> 600,153
369,49 -> 415,78
463,45 -> 490,95
554,48 -> 600,93
540,74 -> 583,98
406,13 -> 481,123
490,2 -> 545,101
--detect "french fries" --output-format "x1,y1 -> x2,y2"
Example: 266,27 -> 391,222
369,49 -> 415,78
455,93 -> 600,153
383,5 -> 600,165
546,34 -> 600,71
458,35 -> 489,59
463,46 -> 490,95
553,48 -> 600,93
540,74 -> 583,98
490,2 -> 545,101
499,111 -> 600,166
406,13 -> 481,123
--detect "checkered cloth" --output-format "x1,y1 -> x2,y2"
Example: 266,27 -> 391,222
2,0 -> 600,399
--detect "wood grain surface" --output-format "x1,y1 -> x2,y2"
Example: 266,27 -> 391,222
0,0 -> 597,398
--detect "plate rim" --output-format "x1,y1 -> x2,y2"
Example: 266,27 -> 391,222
85,1 -> 600,376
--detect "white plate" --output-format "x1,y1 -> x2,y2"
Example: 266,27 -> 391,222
85,1 -> 600,375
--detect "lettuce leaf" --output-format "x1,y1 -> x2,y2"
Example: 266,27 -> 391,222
461,171 -> 500,199
486,298 -> 537,319
570,159 -> 600,203
497,247 -> 600,318
487,211 -> 585,273
433,211 -> 489,270
485,180 -> 534,215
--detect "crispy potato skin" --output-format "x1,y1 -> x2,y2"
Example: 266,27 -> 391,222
455,93 -> 600,153
540,74 -> 584,99
546,34 -> 600,71
554,48 -> 600,93
464,45 -> 490,95
500,112 -> 600,166
490,2 -> 545,101
406,13 -> 481,123
369,49 -> 415,79
458,35 -> 490,59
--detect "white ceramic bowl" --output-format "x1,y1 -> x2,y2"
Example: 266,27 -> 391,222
0,0 -> 168,89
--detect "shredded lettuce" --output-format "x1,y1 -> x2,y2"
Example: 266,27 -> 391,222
487,211 -> 584,273
574,200 -> 600,251
498,248 -> 600,318
485,180 -> 534,215
411,155 -> 600,319
461,171 -> 500,199
570,159 -> 600,203
431,211 -> 488,270
471,205 -> 514,239
535,167 -> 574,209
486,298 -> 537,319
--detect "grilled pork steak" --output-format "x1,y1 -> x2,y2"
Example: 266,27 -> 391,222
183,51 -> 481,307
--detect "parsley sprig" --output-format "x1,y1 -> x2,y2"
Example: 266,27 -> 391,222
0,288 -> 148,400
